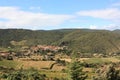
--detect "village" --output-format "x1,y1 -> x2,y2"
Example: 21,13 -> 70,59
0,43 -> 119,62
0,44 -> 120,80
0,45 -> 69,61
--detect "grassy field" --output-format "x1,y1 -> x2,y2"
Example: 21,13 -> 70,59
40,70 -> 67,78
83,57 -> 120,64
19,61 -> 55,70
0,60 -> 55,70
0,57 -> 119,69
0,57 -> 119,79
84,58 -> 110,64
0,60 -> 19,68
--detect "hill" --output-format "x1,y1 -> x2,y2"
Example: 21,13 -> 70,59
0,29 -> 120,54
0,29 -> 70,46
61,30 -> 120,54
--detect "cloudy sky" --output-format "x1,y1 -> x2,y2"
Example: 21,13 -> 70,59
0,0 -> 120,30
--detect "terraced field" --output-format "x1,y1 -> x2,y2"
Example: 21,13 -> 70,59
0,57 -> 120,69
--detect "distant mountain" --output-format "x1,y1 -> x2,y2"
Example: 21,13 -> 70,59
0,29 -> 120,54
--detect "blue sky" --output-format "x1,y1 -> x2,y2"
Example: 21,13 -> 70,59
0,0 -> 120,30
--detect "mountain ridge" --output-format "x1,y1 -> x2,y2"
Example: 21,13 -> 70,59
0,29 -> 120,54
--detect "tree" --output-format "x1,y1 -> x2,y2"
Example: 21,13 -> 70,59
68,54 -> 87,80
93,64 -> 120,80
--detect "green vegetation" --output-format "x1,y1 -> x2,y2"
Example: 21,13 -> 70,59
0,57 -> 119,80
68,59 -> 87,80
0,29 -> 120,54
0,68 -> 46,80
68,53 -> 87,80
0,29 -> 68,47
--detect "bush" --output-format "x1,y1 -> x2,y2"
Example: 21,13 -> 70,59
68,59 -> 87,80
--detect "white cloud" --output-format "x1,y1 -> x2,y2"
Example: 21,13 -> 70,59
77,8 -> 120,21
88,24 -> 120,30
76,8 -> 120,30
0,6 -> 74,30
89,25 -> 97,29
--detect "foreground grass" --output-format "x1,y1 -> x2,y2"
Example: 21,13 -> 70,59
40,70 -> 67,78
0,57 -> 119,80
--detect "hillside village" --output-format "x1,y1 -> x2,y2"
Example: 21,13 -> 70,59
0,43 -> 120,62
0,45 -> 69,61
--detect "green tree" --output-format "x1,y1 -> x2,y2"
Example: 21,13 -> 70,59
68,54 -> 87,80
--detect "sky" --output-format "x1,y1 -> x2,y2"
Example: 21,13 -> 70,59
0,0 -> 120,30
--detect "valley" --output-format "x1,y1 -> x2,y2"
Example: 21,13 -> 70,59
0,29 -> 120,80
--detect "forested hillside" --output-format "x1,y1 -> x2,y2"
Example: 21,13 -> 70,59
0,29 -> 120,54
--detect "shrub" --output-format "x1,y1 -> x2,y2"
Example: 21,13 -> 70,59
68,59 -> 87,80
